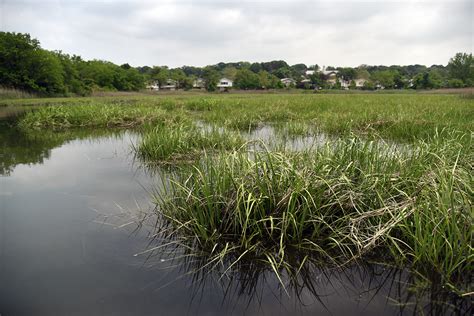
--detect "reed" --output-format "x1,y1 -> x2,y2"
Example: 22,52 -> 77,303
153,132 -> 472,292
136,123 -> 245,162
18,103 -> 187,129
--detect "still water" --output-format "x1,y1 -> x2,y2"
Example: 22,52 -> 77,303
0,111 -> 465,315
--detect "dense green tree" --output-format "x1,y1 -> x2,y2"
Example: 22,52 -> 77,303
273,67 -> 292,79
355,68 -> 371,80
249,62 -> 263,73
55,52 -> 90,95
290,63 -> 307,72
181,65 -> 202,77
412,70 -> 443,89
447,79 -> 464,88
371,70 -> 396,89
362,81 -> 376,90
169,68 -> 187,88
338,67 -> 357,81
234,69 -> 260,89
448,53 -> 473,85
0,32 -> 65,95
222,66 -> 238,81
202,67 -> 219,91
309,72 -> 325,87
258,70 -> 281,89
149,66 -> 170,87
260,60 -> 289,73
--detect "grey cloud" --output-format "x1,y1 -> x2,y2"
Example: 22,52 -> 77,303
1,0 -> 472,67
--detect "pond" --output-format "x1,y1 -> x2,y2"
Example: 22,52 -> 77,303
0,109 -> 467,315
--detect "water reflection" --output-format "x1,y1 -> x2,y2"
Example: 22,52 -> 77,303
137,226 -> 472,316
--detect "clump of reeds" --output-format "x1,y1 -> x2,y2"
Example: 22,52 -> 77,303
152,131 -> 472,292
274,121 -> 316,138
18,103 -> 188,129
136,123 -> 245,162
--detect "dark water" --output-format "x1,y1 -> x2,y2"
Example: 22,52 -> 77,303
0,110 -> 467,315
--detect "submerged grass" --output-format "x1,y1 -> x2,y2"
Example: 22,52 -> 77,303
153,131 -> 472,293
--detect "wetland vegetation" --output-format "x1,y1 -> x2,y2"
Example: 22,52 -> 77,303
5,92 -> 473,314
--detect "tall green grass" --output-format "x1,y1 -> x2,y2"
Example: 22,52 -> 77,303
136,123 -> 245,162
15,93 -> 474,141
153,131 -> 472,292
18,103 -> 188,129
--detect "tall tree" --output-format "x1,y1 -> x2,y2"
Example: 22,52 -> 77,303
448,53 -> 473,85
202,66 -> 219,91
234,69 -> 260,89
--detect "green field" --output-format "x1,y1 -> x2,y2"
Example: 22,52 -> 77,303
11,92 -> 474,298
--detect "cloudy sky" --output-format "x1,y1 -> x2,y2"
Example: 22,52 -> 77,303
1,0 -> 472,67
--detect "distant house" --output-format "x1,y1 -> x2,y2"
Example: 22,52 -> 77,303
317,69 -> 356,89
281,78 -> 296,87
193,78 -> 205,89
354,78 -> 367,88
161,79 -> 177,90
305,70 -> 315,76
339,79 -> 350,90
217,78 -> 233,90
146,81 -> 160,91
321,70 -> 339,86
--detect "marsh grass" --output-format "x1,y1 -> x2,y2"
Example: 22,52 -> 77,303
274,121 -> 316,139
0,87 -> 36,99
18,103 -> 188,129
152,131 -> 472,294
11,93 -> 474,299
14,93 -> 474,142
136,123 -> 245,162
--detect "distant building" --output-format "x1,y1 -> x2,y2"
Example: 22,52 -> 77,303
305,70 -> 315,76
340,79 -> 350,90
321,70 -> 339,86
354,78 -> 367,88
281,78 -> 296,87
217,78 -> 233,90
161,79 -> 177,90
193,78 -> 205,89
146,81 -> 160,91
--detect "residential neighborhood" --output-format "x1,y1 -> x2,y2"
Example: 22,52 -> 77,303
146,66 -> 390,91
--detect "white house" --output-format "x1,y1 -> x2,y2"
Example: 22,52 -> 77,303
305,70 -> 315,76
321,70 -> 339,86
281,78 -> 296,87
193,78 -> 205,89
340,79 -> 350,89
354,78 -> 367,88
217,78 -> 233,90
161,79 -> 177,90
146,81 -> 160,91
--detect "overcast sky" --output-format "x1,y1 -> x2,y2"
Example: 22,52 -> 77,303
1,0 -> 472,68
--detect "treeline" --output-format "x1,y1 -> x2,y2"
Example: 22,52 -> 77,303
0,32 -> 144,96
1,31 -> 473,96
